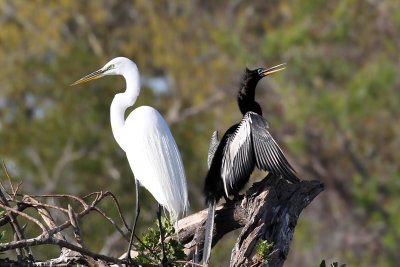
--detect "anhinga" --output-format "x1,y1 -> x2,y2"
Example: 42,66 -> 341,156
202,64 -> 299,264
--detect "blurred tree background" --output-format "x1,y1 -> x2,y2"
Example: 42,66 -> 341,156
0,0 -> 399,266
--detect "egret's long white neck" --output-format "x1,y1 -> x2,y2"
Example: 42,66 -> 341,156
110,63 -> 140,151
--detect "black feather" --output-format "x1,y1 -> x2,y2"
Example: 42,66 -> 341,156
202,66 -> 299,262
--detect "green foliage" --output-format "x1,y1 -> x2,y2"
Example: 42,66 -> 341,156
0,230 -> 4,242
0,210 -> 5,254
133,217 -> 185,265
0,210 -> 4,242
0,1 -> 399,265
256,239 -> 274,264
320,259 -> 347,267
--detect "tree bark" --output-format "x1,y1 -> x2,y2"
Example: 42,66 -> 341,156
178,173 -> 324,267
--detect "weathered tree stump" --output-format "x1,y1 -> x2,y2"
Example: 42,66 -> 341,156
178,173 -> 324,266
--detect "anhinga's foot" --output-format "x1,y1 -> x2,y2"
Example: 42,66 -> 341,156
233,192 -> 241,201
124,253 -> 134,266
223,193 -> 241,204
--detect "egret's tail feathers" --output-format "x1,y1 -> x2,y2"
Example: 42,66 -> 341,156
202,200 -> 216,265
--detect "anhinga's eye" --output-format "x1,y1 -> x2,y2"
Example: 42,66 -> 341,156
257,69 -> 264,75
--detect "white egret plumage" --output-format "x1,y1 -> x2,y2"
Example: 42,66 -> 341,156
72,57 -> 189,265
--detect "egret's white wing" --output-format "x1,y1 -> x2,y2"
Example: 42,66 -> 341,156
124,106 -> 189,221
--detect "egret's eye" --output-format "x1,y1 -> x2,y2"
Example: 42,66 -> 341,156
102,64 -> 114,72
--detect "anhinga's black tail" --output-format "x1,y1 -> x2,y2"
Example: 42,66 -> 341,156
202,199 -> 216,265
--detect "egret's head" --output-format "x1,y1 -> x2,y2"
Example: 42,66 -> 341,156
71,57 -> 136,86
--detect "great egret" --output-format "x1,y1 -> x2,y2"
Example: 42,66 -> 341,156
72,57 -> 189,265
202,64 -> 299,264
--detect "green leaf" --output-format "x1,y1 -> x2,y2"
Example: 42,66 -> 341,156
0,231 -> 5,241
256,239 -> 274,264
133,218 -> 185,266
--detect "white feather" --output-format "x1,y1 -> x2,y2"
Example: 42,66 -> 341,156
221,115 -> 252,197
106,57 -> 189,223
124,106 -> 188,221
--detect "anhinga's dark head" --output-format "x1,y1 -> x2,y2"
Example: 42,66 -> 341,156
240,68 -> 264,92
238,64 -> 286,115
241,64 -> 286,92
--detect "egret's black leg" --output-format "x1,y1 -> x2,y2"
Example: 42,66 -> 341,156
157,204 -> 168,266
126,180 -> 140,262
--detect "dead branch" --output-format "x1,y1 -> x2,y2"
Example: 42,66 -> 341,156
0,162 -> 32,259
0,191 -> 157,266
0,171 -> 322,266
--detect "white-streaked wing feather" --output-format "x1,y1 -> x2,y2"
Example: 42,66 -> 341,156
124,106 -> 189,221
220,112 -> 299,197
221,113 -> 255,197
249,112 -> 299,183
207,131 -> 220,169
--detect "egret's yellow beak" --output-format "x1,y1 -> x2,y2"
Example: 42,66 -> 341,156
261,63 -> 286,76
71,69 -> 105,86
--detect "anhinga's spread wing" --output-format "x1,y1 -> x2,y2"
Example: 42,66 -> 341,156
221,114 -> 256,197
250,112 -> 299,183
221,111 -> 299,196
207,131 -> 220,169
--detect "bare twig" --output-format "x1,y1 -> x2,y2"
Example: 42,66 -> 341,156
14,181 -> 23,197
68,205 -> 85,248
2,160 -> 15,196
82,191 -> 100,199
0,203 -> 48,233
0,180 -> 10,199
27,193 -> 88,209
92,207 -> 129,242
0,188 -> 33,259
18,198 -> 69,214
0,202 -> 29,227
102,191 -> 131,231
23,196 -> 66,241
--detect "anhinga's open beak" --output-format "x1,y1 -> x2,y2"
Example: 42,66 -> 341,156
71,69 -> 105,86
261,63 -> 287,76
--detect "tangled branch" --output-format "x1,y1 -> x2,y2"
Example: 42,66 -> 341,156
0,162 -> 156,266
0,160 -> 323,267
